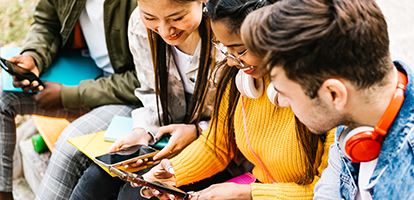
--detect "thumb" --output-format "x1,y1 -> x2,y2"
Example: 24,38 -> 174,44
107,139 -> 125,153
159,159 -> 175,175
6,56 -> 18,63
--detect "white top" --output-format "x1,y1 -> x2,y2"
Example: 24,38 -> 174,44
79,0 -> 114,74
356,159 -> 378,200
171,45 -> 194,94
127,7 -> 225,133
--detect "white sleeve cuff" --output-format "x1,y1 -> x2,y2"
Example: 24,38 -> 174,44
198,121 -> 209,131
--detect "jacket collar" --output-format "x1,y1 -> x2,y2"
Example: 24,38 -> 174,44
368,60 -> 414,188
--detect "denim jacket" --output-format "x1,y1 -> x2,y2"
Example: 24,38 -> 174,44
314,61 -> 414,200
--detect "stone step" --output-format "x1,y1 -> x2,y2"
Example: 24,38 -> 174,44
13,178 -> 34,200
19,139 -> 50,197
13,117 -> 51,200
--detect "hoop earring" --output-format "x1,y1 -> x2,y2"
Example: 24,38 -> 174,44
235,70 -> 264,99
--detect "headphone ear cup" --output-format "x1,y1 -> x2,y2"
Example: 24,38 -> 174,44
339,126 -> 383,163
236,70 -> 247,97
339,127 -> 354,160
267,83 -> 278,105
235,70 -> 264,99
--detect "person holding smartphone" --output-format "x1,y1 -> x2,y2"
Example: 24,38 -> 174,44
0,0 -> 140,200
118,0 -> 336,199
68,0 -> 242,199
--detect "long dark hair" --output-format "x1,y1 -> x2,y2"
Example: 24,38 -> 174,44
207,0 -> 324,185
147,1 -> 214,126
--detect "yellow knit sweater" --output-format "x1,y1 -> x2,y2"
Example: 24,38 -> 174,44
171,76 -> 335,199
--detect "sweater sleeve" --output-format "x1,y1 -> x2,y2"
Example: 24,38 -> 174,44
171,82 -> 236,187
250,129 -> 336,200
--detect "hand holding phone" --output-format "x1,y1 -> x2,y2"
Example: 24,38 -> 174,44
152,124 -> 198,161
109,167 -> 188,200
94,144 -> 157,168
0,57 -> 45,90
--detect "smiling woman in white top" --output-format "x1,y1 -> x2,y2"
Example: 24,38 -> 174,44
68,0 -> 234,199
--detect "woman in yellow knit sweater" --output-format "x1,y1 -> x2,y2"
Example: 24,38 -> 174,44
139,0 -> 335,199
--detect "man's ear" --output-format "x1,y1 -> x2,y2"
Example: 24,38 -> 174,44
318,79 -> 348,111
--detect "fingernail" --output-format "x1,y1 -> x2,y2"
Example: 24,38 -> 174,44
167,166 -> 175,174
187,191 -> 195,194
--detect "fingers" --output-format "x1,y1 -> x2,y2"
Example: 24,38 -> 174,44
124,157 -> 153,169
188,191 -> 201,200
107,129 -> 151,153
31,81 -> 44,91
107,139 -> 125,153
7,56 -> 18,63
13,78 -> 30,87
13,77 -> 43,92
8,54 -> 37,70
159,159 -> 175,175
156,125 -> 174,138
130,173 -> 141,187
153,140 -> 176,160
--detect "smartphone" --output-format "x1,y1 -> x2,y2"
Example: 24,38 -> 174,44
0,57 -> 45,88
94,144 -> 157,167
149,133 -> 171,150
109,167 -> 189,199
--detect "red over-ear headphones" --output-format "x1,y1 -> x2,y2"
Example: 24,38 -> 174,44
339,71 -> 407,163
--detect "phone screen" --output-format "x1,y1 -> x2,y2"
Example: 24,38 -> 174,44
95,145 -> 157,165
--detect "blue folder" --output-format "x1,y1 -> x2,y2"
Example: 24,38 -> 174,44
1,47 -> 103,92
103,115 -> 133,142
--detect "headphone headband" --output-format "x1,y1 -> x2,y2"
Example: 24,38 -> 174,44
374,71 -> 407,135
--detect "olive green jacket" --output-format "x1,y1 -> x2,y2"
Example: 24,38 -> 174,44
21,0 -> 140,109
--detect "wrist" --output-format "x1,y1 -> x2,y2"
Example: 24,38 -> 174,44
194,124 -> 201,138
133,127 -> 156,144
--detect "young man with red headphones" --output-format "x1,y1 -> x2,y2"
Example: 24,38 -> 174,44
242,0 -> 414,199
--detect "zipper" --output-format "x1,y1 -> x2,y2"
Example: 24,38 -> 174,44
60,0 -> 77,34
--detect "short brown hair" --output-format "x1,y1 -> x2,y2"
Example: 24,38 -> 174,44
242,0 -> 393,98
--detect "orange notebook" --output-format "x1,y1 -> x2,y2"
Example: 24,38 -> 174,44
32,115 -> 71,152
